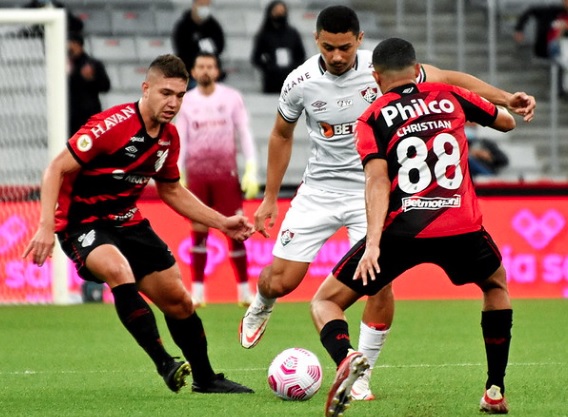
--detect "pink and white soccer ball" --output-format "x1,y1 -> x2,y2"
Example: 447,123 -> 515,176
267,347 -> 323,401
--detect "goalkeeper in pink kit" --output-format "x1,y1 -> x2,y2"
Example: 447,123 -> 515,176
176,52 -> 259,307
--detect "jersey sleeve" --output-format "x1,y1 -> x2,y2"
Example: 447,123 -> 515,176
449,84 -> 498,127
154,126 -> 181,182
232,91 -> 257,163
67,116 -> 116,165
278,68 -> 305,123
355,115 -> 383,167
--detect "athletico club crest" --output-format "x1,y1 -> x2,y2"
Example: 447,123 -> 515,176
360,86 -> 378,104
280,229 -> 295,246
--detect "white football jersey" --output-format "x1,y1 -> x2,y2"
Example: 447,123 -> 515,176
278,49 -> 425,192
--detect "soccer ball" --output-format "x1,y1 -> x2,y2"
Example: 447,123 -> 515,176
267,347 -> 323,401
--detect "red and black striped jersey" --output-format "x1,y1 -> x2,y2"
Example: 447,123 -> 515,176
355,82 -> 498,238
55,102 -> 181,232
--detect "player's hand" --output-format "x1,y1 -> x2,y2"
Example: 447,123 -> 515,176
221,215 -> 255,242
506,92 -> 536,123
22,226 -> 55,267
254,198 -> 278,238
241,161 -> 260,200
353,245 -> 381,287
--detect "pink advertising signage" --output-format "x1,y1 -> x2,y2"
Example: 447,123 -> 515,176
1,197 -> 567,303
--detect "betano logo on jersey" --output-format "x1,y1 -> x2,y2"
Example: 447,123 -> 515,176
319,121 -> 356,138
382,98 -> 455,127
402,195 -> 461,212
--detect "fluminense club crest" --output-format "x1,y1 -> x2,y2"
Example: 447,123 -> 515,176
280,229 -> 295,246
360,86 -> 378,104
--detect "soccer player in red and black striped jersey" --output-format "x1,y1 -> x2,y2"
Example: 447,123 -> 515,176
312,38 -> 516,416
23,54 -> 254,395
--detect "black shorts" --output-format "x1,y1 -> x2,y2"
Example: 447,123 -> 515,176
58,219 -> 176,283
333,229 -> 502,296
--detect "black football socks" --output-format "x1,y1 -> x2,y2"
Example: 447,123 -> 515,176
320,319 -> 354,367
481,309 -> 513,393
111,283 -> 172,370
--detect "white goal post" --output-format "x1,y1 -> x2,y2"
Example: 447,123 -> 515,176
0,9 -> 69,304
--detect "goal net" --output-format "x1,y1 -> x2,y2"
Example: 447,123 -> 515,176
0,8 -> 75,304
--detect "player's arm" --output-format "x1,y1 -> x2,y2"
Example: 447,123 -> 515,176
156,181 -> 254,241
422,64 -> 536,123
490,106 -> 516,132
254,113 -> 297,237
353,158 -> 390,286
22,148 -> 81,266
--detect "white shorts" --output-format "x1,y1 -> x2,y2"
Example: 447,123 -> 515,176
272,183 -> 366,262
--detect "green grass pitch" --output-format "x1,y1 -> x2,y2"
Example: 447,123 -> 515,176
0,299 -> 566,417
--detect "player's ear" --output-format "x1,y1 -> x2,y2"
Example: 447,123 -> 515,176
357,31 -> 364,45
414,63 -> 421,78
372,70 -> 380,85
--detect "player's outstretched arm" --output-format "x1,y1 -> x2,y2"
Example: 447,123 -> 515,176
157,181 -> 254,241
254,113 -> 297,238
22,149 -> 81,266
422,64 -> 536,123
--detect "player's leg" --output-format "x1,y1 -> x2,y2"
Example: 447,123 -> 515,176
76,241 -> 184,392
189,222 -> 208,307
477,264 -> 512,414
442,230 -> 511,413
213,175 -> 254,307
239,257 -> 310,348
228,238 -> 254,306
311,274 -> 369,417
141,264 -> 253,394
345,196 -> 393,401
186,176 -> 211,308
240,184 -> 341,348
352,283 -> 394,401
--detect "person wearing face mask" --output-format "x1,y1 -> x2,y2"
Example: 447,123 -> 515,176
67,32 -> 111,136
172,0 -> 226,89
251,0 -> 306,93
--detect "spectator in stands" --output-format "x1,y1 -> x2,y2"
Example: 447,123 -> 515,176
172,0 -> 225,89
514,0 -> 568,59
465,123 -> 509,178
251,1 -> 306,93
176,52 -> 258,308
22,0 -> 84,38
68,32 -> 111,136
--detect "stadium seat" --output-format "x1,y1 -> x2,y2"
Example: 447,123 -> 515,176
110,9 -> 157,36
215,9 -> 247,37
155,10 -> 178,36
224,36 -> 254,66
117,64 -> 147,90
89,36 -> 137,63
134,36 -> 174,63
75,7 -> 112,35
244,10 -> 263,37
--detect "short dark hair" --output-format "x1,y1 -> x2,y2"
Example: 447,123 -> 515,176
316,5 -> 360,35
148,54 -> 189,81
192,51 -> 220,69
372,38 -> 416,71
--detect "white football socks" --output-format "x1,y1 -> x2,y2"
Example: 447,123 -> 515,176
358,321 -> 390,368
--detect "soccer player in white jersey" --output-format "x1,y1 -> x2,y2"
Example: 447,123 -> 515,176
240,5 -> 536,401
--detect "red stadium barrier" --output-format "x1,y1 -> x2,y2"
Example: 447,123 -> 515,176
1,195 -> 568,303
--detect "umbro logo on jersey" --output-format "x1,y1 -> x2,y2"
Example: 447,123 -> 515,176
360,86 -> 378,104
311,100 -> 327,112
78,230 -> 96,247
125,145 -> 138,153
280,229 -> 295,246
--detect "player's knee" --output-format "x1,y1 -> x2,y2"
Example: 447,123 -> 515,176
97,262 -> 132,286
